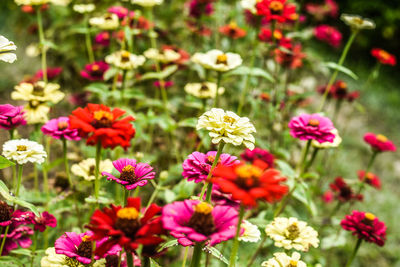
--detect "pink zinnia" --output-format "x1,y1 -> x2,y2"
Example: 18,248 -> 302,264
41,117 -> 81,141
182,151 -> 239,183
34,67 -> 62,81
288,113 -> 335,143
314,24 -> 342,48
108,6 -> 129,19
341,211 -> 386,246
153,80 -> 174,89
357,170 -> 381,190
0,104 -> 26,130
102,158 -> 156,190
1,223 -> 33,256
0,201 -> 33,227
240,147 -> 275,168
162,200 -> 238,246
81,61 -> 110,81
363,133 -> 396,152
32,211 -> 57,232
95,32 -> 111,47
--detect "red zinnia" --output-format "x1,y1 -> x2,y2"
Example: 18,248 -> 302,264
211,160 -> 288,207
87,197 -> 165,255
363,133 -> 396,152
341,211 -> 386,246
329,177 -> 363,203
69,104 -> 135,149
219,22 -> 247,39
274,43 -> 306,69
357,170 -> 381,189
371,48 -> 396,66
256,0 -> 298,23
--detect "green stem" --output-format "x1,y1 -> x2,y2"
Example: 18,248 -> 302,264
298,140 -> 312,175
142,256 -> 150,267
121,70 -> 127,105
15,165 -> 23,197
127,252 -> 134,267
357,151 -> 378,194
62,139 -> 73,188
345,238 -> 362,267
228,205 -> 245,267
147,180 -> 163,208
36,8 -> 47,83
274,182 -> 297,217
317,30 -> 358,112
303,147 -> 319,173
30,232 -> 38,267
189,243 -> 203,267
213,72 -> 222,108
84,14 -> 95,63
0,225 -> 10,256
182,246 -> 189,267
246,236 -> 266,267
94,142 -> 102,207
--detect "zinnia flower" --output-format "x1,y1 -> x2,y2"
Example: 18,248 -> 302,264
288,113 -> 335,143
311,128 -> 342,148
274,43 -> 305,69
144,48 -> 181,63
357,170 -> 381,189
192,50 -> 242,72
95,32 -> 111,47
12,81 -> 64,104
41,117 -> 80,141
87,197 -> 165,255
2,139 -> 47,164
1,222 -> 33,256
14,0 -> 49,5
340,14 -> 375,30
0,35 -> 17,63
329,177 -> 363,202
32,211 -> 57,232
89,13 -> 119,30
314,25 -> 342,48
261,252 -> 307,267
305,0 -> 338,20
73,3 -> 95,13
371,48 -> 396,66
240,147 -> 275,167
182,151 -> 239,183
34,67 -> 63,81
0,201 -> 34,227
184,82 -> 224,99
105,50 -> 145,70
0,104 -> 26,130
108,6 -> 129,19
363,132 -> 396,152
80,61 -> 110,81
265,217 -> 319,251
131,0 -> 164,7
219,22 -> 247,39
196,108 -> 256,150
69,104 -> 136,149
102,158 -> 156,190
239,220 -> 261,242
211,160 -> 288,207
23,101 -> 50,124
256,0 -> 298,23
162,200 -> 238,246
71,158 -> 113,181
340,211 -> 386,246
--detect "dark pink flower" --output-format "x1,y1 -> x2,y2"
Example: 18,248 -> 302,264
162,200 -> 239,246
95,32 -> 111,47
41,117 -> 81,141
153,80 -> 174,89
0,104 -> 26,130
33,211 -> 57,232
364,133 -> 396,152
108,6 -> 129,19
80,61 -> 110,81
240,147 -> 275,168
314,25 -> 342,48
341,211 -> 386,246
102,158 -> 156,190
207,184 -> 240,208
1,223 -> 33,255
288,113 -> 335,143
187,0 -> 214,18
329,177 -> 363,203
322,190 -> 334,203
34,67 -> 63,81
182,151 -> 239,183
357,170 -> 381,189
305,0 -> 338,20
0,202 -> 33,227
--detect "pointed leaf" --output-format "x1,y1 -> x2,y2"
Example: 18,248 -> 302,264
203,246 -> 229,265
0,156 -> 15,169
324,62 -> 358,80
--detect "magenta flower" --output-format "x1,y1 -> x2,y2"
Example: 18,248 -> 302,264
41,117 -> 81,141
34,67 -> 62,81
1,223 -> 33,256
182,151 -> 239,183
240,147 -> 275,168
208,184 -> 240,208
341,211 -> 386,246
162,200 -> 239,246
108,6 -> 129,19
153,80 -> 174,89
314,25 -> 342,48
0,201 -> 33,227
0,104 -> 26,130
288,113 -> 335,143
102,158 -> 156,190
95,32 -> 111,47
33,211 -> 57,232
363,133 -> 396,152
81,61 -> 110,81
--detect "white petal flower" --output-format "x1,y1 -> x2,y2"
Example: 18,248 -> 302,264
240,0 -> 258,14
312,128 -> 342,149
131,0 -> 163,7
0,35 -> 17,64
12,82 -> 64,104
2,139 -> 47,165
71,158 -> 113,181
105,50 -> 146,70
23,102 -> 50,124
40,247 -> 69,267
50,0 -> 71,6
341,14 -> 375,30
192,50 -> 242,72
89,14 -> 119,30
261,252 -> 307,267
14,0 -> 49,5
239,220 -> 261,242
184,82 -> 224,99
265,217 -> 319,251
144,48 -> 181,63
73,4 -> 95,13
196,108 -> 256,149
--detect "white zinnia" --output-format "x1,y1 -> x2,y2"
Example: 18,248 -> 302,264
265,217 -> 319,251
12,82 -> 65,104
184,82 -> 224,99
14,0 -> 49,5
144,48 -> 181,63
73,4 -> 95,13
0,35 -> 17,63
196,108 -> 256,150
192,50 -> 242,72
131,0 -> 163,7
312,128 -> 342,149
240,0 -> 258,14
40,247 -> 68,267
71,158 -> 113,181
24,102 -> 50,124
105,50 -> 146,70
261,252 -> 307,267
89,14 -> 119,30
2,139 -> 47,165
239,220 -> 261,242
341,14 -> 375,30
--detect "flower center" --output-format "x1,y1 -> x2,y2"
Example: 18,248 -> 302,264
105,14 -> 113,20
57,121 -> 69,131
269,1 -> 284,13
223,115 -> 236,125
89,165 -> 95,176
378,50 -> 390,60
200,84 -> 210,92
17,145 -> 27,151
91,64 -> 100,71
376,134 -> 388,142
216,54 -> 228,65
352,17 -> 364,25
273,30 -> 283,40
288,260 -> 298,267
119,165 -> 138,184
187,202 -> 215,236
115,207 -> 141,238
76,235 -> 93,259
365,212 -> 375,221
0,201 -> 11,223
64,257 -> 83,267
105,255 -> 119,267
121,51 -> 131,62
308,119 -> 320,127
285,222 -> 300,240
32,84 -> 45,97
92,110 -> 114,128
365,172 -> 374,180
235,165 -> 263,189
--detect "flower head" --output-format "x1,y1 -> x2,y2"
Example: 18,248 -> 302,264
106,50 -> 145,70
363,132 -> 396,152
95,32 -> 111,47
305,0 -> 338,20
371,48 -> 396,66
2,139 -> 47,164
184,82 -> 224,99
256,0 -> 298,23
265,217 -> 319,251
0,201 -> 34,227
41,117 -> 80,141
89,13 -> 119,30
144,48 -> 181,63
0,35 -> 17,63
192,50 -> 242,72
1,222 -> 33,256
196,108 -> 256,149
69,104 -> 136,149
182,151 -> 239,183
23,101 -> 50,124
329,177 -> 363,203
162,200 -> 238,246
0,104 -> 26,130
188,0 -> 214,18
108,6 -> 129,19
357,170 -> 381,189
288,113 -> 335,143
261,252 -> 307,267
102,158 -> 156,190
71,158 -> 113,181
239,220 -> 261,242
274,43 -> 305,69
314,24 -> 342,48
73,3 -> 95,13
219,22 -> 247,39
240,147 -> 275,168
34,67 -> 62,81
312,128 -> 342,148
131,0 -> 164,7
32,211 -> 57,232
12,81 -> 64,104
14,0 -> 49,5
341,14 -> 375,30
80,61 -> 110,81
341,211 -> 386,246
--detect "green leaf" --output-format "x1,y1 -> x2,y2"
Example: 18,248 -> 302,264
104,67 -> 119,81
178,117 -> 198,128
204,246 -> 229,265
226,66 -> 274,82
0,180 -> 39,216
324,62 -> 358,80
140,65 -> 178,81
293,181 -> 318,216
275,160 -> 296,179
0,156 -> 15,169
150,258 -> 161,267
163,189 -> 176,203
157,239 -> 178,252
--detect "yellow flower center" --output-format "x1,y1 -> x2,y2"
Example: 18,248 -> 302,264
229,21 -> 237,29
81,235 -> 91,242
365,172 -> 374,180
121,51 -> 131,62
16,145 -> 27,151
289,260 -> 298,267
117,207 -> 139,220
376,134 -> 388,142
216,54 -> 228,65
194,202 -> 213,214
57,121 -> 69,131
223,115 -> 236,125
352,17 -> 364,25
93,110 -> 114,128
378,50 -> 390,60
286,222 -> 300,240
188,202 -> 216,236
269,1 -> 284,12
338,81 -> 347,89
308,119 -> 320,127
91,64 -> 100,71
236,165 -> 263,179
364,212 -> 376,221
273,30 -> 283,40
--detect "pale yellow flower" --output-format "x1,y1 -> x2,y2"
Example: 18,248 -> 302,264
261,252 -> 307,267
192,50 -> 242,72
131,0 -> 163,7
105,50 -> 145,70
25,43 -> 40,58
239,220 -> 261,243
312,128 -> 342,149
265,217 -> 319,251
196,108 -> 256,149
40,247 -> 69,267
2,139 -> 47,165
0,35 -> 17,63
50,0 -> 71,6
240,0 -> 258,14
341,14 -> 375,30
184,82 -> 224,99
144,48 -> 181,63
24,101 -> 50,124
89,14 -> 119,30
12,81 -> 64,104
73,4 -> 95,13
71,158 -> 113,181
14,0 -> 49,5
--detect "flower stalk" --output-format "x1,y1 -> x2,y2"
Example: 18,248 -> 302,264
190,243 -> 203,267
36,8 -> 47,83
62,138 -> 73,188
84,14 -> 95,63
94,142 -> 102,206
0,225 -> 10,256
228,204 -> 245,267
15,164 -> 23,197
345,238 -> 362,267
213,72 -> 222,108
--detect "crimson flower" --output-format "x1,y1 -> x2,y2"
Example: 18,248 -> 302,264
371,48 -> 396,66
305,0 -> 338,20
314,25 -> 342,48
219,22 -> 247,39
69,104 -> 135,149
211,160 -> 288,207
363,133 -> 396,152
329,177 -> 362,203
256,0 -> 298,23
274,43 -> 306,69
32,211 -> 57,232
357,170 -> 381,190
80,61 -> 110,81
241,147 -> 275,168
317,80 -> 360,102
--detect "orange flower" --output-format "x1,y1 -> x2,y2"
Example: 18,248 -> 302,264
219,22 -> 247,39
371,48 -> 396,66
